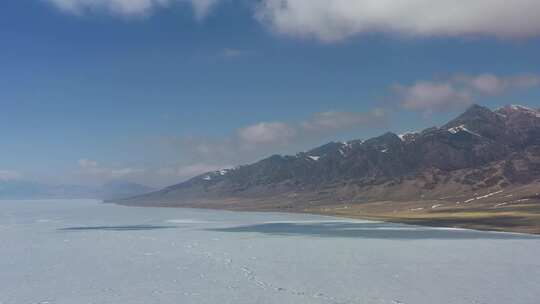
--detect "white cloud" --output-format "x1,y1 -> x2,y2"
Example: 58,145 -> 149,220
234,109 -> 386,148
190,0 -> 218,20
256,0 -> 540,42
46,0 -> 540,42
46,0 -> 219,18
394,81 -> 472,112
0,170 -> 23,181
455,73 -> 540,95
237,122 -> 297,146
46,0 -> 170,16
394,73 -> 540,112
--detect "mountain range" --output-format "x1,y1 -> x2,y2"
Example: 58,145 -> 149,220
0,180 -> 154,200
115,104 -> 540,213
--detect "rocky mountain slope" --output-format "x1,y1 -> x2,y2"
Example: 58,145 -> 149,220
115,104 -> 540,214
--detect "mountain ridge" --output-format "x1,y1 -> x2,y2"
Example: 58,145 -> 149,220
113,104 -> 540,233
0,180 -> 154,200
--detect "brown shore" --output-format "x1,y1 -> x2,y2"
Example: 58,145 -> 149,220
117,194 -> 540,235
115,179 -> 540,235
303,200 -> 540,235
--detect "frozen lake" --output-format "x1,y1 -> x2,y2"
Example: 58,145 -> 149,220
1,199 -> 540,304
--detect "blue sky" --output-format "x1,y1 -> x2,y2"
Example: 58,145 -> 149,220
1,0 -> 540,187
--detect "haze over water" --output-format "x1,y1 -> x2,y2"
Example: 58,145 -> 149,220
1,199 -> 540,304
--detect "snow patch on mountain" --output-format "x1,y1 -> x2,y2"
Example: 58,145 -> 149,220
447,124 -> 481,137
307,155 -> 320,161
398,131 -> 418,141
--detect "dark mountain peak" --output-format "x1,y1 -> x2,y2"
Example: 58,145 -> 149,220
364,132 -> 401,147
266,154 -> 286,161
443,104 -> 505,140
306,141 -> 344,157
444,104 -> 495,126
457,104 -> 495,119
466,103 -> 491,113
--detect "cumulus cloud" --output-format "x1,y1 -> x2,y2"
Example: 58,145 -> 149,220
234,108 -> 386,148
394,73 -> 540,112
0,170 -> 23,181
190,0 -> 218,20
237,122 -> 297,146
255,0 -> 540,42
46,0 -> 540,42
46,0 -> 170,16
454,73 -> 540,95
229,108 -> 382,148
394,81 -> 472,112
46,0 -> 219,18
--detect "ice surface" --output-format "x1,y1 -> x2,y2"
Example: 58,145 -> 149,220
1,199 -> 539,304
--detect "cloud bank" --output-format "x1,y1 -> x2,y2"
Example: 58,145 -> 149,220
45,1 -> 540,42
234,108 -> 387,149
393,73 -> 540,113
256,0 -> 540,41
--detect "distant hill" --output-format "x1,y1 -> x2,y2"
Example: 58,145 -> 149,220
114,104 -> 540,214
99,181 -> 155,200
0,180 -> 154,200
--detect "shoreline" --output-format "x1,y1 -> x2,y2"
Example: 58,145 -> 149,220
113,200 -> 540,235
